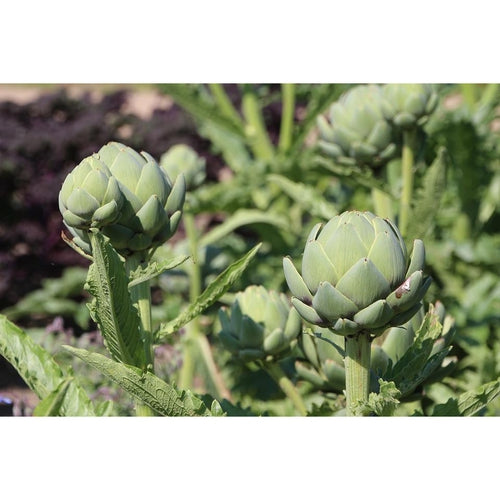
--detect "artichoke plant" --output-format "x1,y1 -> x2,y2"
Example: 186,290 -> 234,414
218,285 -> 302,363
283,211 -> 431,336
317,84 -> 397,168
295,301 -> 456,399
160,144 -> 206,191
59,141 -> 186,256
380,84 -> 439,129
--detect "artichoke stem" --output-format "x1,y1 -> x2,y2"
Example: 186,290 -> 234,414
278,83 -> 295,154
264,362 -> 308,416
344,333 -> 372,416
125,253 -> 156,416
208,83 -> 244,128
371,187 -> 393,220
400,128 -> 417,237
125,253 -> 155,373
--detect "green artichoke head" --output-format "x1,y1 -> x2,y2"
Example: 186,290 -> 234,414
317,84 -> 397,168
59,154 -> 124,230
59,142 -> 186,256
283,211 -> 431,336
380,84 -> 439,129
218,285 -> 302,362
159,144 -> 206,191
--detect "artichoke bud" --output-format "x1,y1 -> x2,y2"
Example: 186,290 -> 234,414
160,144 -> 206,191
59,142 -> 186,256
284,211 -> 431,336
381,84 -> 439,129
218,286 -> 302,362
317,84 -> 398,169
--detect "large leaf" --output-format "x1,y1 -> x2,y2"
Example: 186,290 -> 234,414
432,379 -> 500,416
268,174 -> 338,220
156,243 -> 262,342
0,315 -> 95,416
406,147 -> 448,241
86,231 -> 145,368
199,210 -> 291,248
33,378 -> 73,416
64,346 -> 215,416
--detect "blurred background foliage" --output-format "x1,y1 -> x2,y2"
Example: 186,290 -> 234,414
0,83 -> 498,415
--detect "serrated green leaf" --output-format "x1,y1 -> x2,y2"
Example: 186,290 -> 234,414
128,255 -> 190,289
199,210 -> 291,248
385,308 -> 443,396
268,174 -> 338,220
353,379 -> 401,416
64,346 -> 214,416
0,315 -> 95,416
432,379 -> 500,416
406,147 -> 448,241
86,231 -> 145,368
156,243 -> 262,342
33,378 -> 73,416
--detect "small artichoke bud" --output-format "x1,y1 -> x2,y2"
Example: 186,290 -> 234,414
283,211 -> 431,336
218,285 -> 302,362
380,84 -> 439,129
317,84 -> 398,169
160,144 -> 206,191
59,155 -> 124,230
59,142 -> 186,256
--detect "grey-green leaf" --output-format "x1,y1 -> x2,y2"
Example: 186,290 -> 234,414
156,243 -> 262,342
33,378 -> 73,416
87,231 -> 145,368
0,315 -> 95,416
64,346 -> 214,416
432,379 -> 500,416
199,210 -> 291,248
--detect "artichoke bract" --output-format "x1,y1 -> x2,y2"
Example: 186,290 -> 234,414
218,285 -> 302,362
160,144 -> 206,191
283,211 -> 431,336
59,142 -> 186,256
317,84 -> 397,168
380,84 -> 439,129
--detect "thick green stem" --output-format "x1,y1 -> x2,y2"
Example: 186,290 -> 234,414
208,83 -> 244,127
344,333 -> 371,416
278,83 -> 295,153
125,253 -> 156,416
399,129 -> 417,237
242,85 -> 275,161
371,188 -> 393,220
264,362 -> 307,416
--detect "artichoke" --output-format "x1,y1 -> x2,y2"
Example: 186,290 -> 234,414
317,84 -> 397,168
296,301 -> 456,396
218,285 -> 302,362
160,144 -> 206,191
59,142 -> 186,256
380,84 -> 439,129
283,211 -> 431,336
